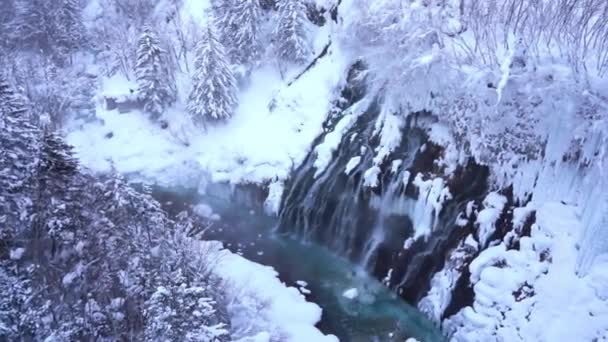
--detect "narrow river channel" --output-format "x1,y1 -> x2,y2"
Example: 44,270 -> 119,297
152,186 -> 445,342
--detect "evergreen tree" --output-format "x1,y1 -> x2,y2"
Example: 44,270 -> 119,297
135,27 -> 176,119
0,74 -> 39,252
274,0 -> 311,64
11,0 -> 85,63
187,24 -> 238,125
32,130 -> 82,256
12,0 -> 55,50
56,0 -> 87,56
215,0 -> 263,64
144,270 -> 229,341
0,77 -> 230,340
0,0 -> 17,48
0,74 -> 27,118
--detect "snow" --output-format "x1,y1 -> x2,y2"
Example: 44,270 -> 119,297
214,246 -> 338,342
263,180 -> 285,216
362,166 -> 381,188
369,173 -> 452,239
68,41 -> 348,191
372,108 -> 405,165
9,248 -> 25,261
444,202 -> 608,341
476,192 -> 507,247
313,113 -> 356,178
65,17 -> 347,341
410,174 -> 452,238
344,156 -> 361,175
418,234 -> 478,323
342,288 -> 359,300
180,0 -> 211,24
193,203 -> 221,221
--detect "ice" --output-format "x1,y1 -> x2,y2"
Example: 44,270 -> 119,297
264,180 -> 285,216
344,156 -> 361,175
342,288 -> 359,300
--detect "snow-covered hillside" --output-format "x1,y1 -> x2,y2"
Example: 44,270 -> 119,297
67,0 -> 608,340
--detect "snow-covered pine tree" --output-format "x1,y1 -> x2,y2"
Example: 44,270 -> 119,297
144,270 -> 229,341
0,0 -> 17,48
0,74 -> 27,118
12,0 -> 54,50
135,27 -> 176,119
34,129 -> 82,251
187,24 -> 238,126
56,0 -> 87,57
215,0 -> 263,64
0,74 -> 39,250
274,0 -> 311,64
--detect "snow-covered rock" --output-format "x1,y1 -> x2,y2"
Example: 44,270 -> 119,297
443,203 -> 608,341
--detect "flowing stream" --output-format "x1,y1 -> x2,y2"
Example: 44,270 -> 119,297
152,187 -> 445,342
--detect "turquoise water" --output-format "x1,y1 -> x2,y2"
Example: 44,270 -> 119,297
153,187 -> 445,342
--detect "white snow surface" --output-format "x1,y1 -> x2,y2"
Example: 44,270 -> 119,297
444,202 -> 608,341
344,156 -> 361,175
68,41 -> 347,191
476,192 -> 507,247
212,245 -> 337,342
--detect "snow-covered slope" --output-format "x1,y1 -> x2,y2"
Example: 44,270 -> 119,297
68,33 -> 347,195
444,202 -> 608,341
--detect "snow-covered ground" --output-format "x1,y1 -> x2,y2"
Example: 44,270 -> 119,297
213,246 -> 338,342
68,34 -> 346,201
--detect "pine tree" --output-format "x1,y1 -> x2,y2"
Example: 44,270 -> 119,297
56,0 -> 87,56
187,24 -> 238,126
215,0 -> 263,64
274,0 -> 311,64
144,271 -> 229,342
0,74 -> 27,118
33,130 -> 82,255
0,74 -> 39,251
11,0 -> 85,63
1,79 -> 230,339
12,0 -> 54,50
135,27 -> 176,119
0,0 -> 17,48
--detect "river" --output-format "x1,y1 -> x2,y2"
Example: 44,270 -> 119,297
152,186 -> 445,342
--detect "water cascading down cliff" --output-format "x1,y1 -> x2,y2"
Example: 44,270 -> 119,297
276,63 -> 494,316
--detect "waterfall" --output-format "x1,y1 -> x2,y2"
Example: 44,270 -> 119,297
278,97 -> 490,305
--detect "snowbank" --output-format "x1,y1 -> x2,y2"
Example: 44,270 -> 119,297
214,248 -> 338,342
